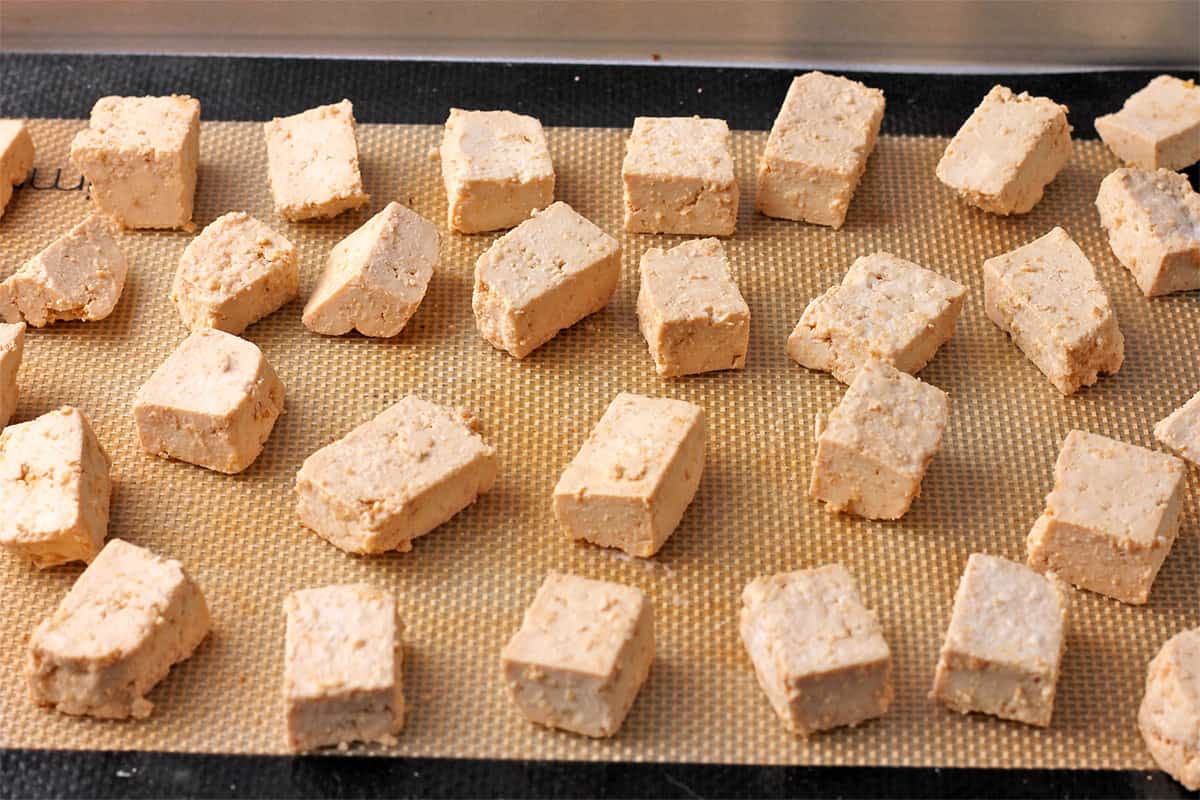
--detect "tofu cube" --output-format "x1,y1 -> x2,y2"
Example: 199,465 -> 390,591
1027,430 -> 1185,605
303,201 -> 438,337
264,99 -> 370,221
931,553 -> 1069,727
636,238 -> 749,377
787,252 -> 966,384
0,214 -> 128,328
1156,389 -> 1200,467
1095,167 -> 1200,297
809,359 -> 947,520
285,584 -> 404,751
69,95 -> 200,229
473,201 -> 620,358
984,227 -> 1124,395
0,322 -> 25,429
756,71 -> 885,229
27,538 -> 210,719
502,573 -> 654,738
0,407 -> 111,568
937,85 -> 1072,215
553,392 -> 705,558
0,119 -> 34,219
439,108 -> 555,233
296,396 -> 497,554
740,565 -> 892,735
133,328 -> 285,474
1140,627 -> 1200,791
622,116 -> 738,236
172,211 -> 299,335
1096,75 -> 1200,171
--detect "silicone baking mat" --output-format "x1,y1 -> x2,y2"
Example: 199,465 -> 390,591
0,114 -> 1196,770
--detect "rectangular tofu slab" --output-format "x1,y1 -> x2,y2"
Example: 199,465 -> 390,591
27,538 -> 210,719
172,211 -> 298,335
554,392 -> 705,558
285,584 -> 404,751
740,565 -> 892,735
473,201 -> 620,358
1096,75 -> 1200,171
264,100 -> 370,221
502,573 -> 653,738
134,328 -> 285,474
756,71 -> 885,228
1156,389 -> 1200,466
1140,627 -> 1200,791
440,108 -> 555,233
0,407 -> 110,568
809,359 -> 947,520
0,119 -> 34,219
1095,167 -> 1200,297
0,321 -> 25,429
303,201 -> 439,338
1027,430 -> 1185,605
637,237 -> 749,377
0,214 -> 128,327
936,85 -> 1073,215
69,95 -> 200,229
622,116 -> 738,236
787,252 -> 966,384
931,553 -> 1069,727
295,396 -> 497,554
984,227 -> 1124,395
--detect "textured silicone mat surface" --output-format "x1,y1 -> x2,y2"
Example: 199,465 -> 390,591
0,117 -> 1196,769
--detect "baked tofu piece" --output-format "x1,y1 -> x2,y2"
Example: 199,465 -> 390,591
936,85 -> 1073,215
1096,75 -> 1200,171
264,100 -> 369,221
473,201 -> 620,358
439,108 -> 555,233
134,329 -> 285,474
931,554 -> 1069,727
1140,628 -> 1200,791
303,201 -> 438,337
502,573 -> 653,738
296,396 -> 497,554
1027,430 -> 1185,605
172,211 -> 298,335
0,119 -> 34,219
809,359 -> 947,520
284,584 -> 404,751
637,238 -> 749,377
756,71 -> 885,229
740,565 -> 892,735
1156,389 -> 1200,466
69,95 -> 200,229
622,116 -> 738,236
787,252 -> 966,384
0,322 -> 25,429
27,539 -> 210,719
0,407 -> 110,568
984,227 -> 1124,395
553,392 -> 704,558
1095,167 -> 1200,297
0,215 -> 128,327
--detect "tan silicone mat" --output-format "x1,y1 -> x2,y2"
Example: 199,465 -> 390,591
0,118 -> 1197,768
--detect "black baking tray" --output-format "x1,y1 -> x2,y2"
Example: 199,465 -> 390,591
1,53 -> 1198,800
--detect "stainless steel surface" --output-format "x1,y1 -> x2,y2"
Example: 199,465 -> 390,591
2,0 -> 1197,69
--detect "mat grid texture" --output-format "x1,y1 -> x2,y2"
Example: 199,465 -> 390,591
0,118 -> 1195,768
